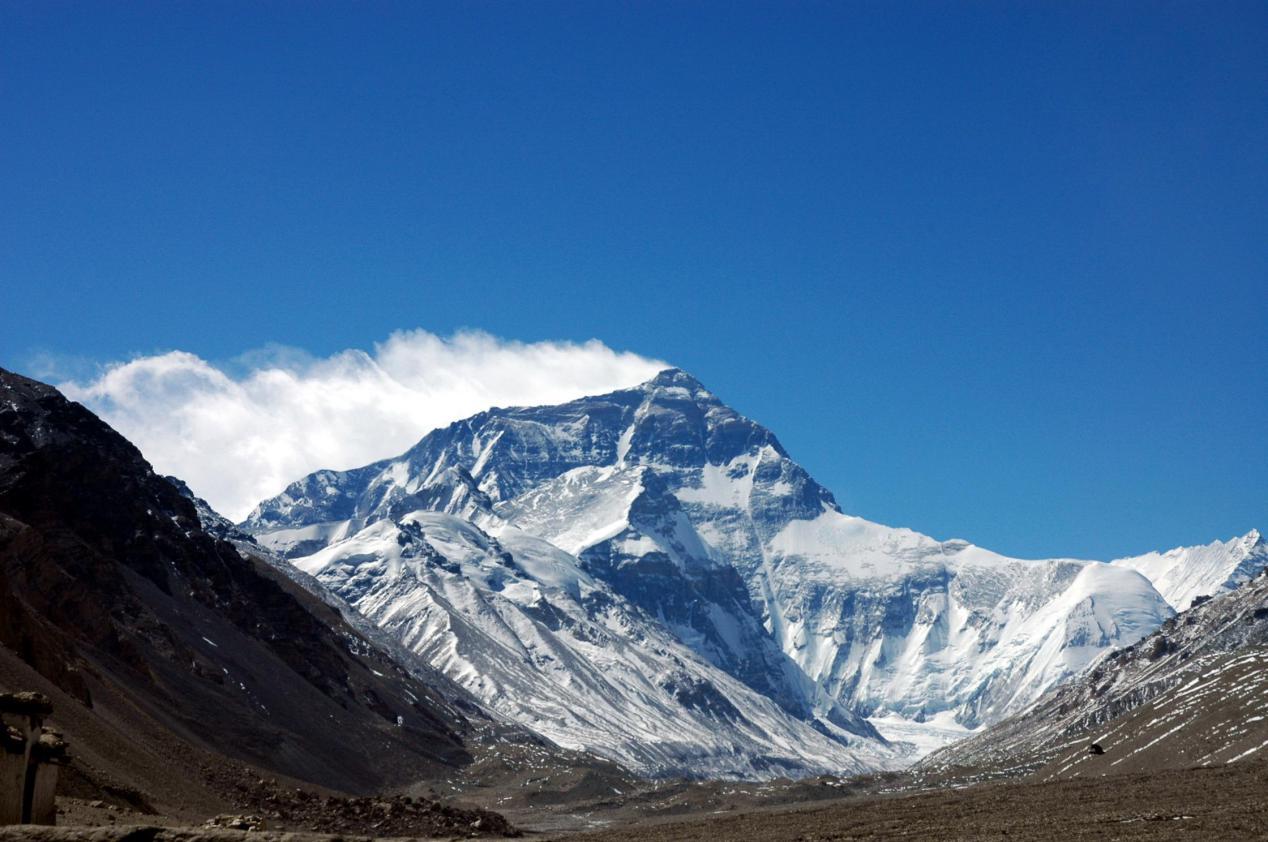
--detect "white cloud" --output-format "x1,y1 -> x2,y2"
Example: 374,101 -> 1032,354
61,329 -> 667,521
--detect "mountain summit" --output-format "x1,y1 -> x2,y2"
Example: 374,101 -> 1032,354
244,369 -> 1262,772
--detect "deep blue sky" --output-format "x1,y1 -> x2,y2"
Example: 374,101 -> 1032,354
2,2 -> 1265,559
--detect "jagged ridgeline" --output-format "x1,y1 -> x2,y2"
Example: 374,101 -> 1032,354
244,368 -> 1267,775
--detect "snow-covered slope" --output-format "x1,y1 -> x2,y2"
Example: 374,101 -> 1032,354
244,368 -> 1262,767
733,509 -> 1171,727
1111,530 -> 1267,612
291,509 -> 898,778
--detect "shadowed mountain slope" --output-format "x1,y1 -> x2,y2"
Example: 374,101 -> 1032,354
0,367 -> 507,812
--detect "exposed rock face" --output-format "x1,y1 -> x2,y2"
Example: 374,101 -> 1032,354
0,367 -> 493,802
245,369 -> 1244,769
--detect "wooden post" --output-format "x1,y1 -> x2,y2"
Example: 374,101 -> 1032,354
28,731 -> 68,825
0,693 -> 54,826
0,727 -> 25,825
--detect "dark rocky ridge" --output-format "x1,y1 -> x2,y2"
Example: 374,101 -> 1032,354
0,367 -> 513,821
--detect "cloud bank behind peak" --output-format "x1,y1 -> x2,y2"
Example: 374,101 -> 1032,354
60,330 -> 666,521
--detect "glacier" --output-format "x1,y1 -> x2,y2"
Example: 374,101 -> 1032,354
242,368 -> 1265,775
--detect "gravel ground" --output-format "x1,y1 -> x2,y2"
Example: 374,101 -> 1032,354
10,757 -> 1267,841
543,760 -> 1268,841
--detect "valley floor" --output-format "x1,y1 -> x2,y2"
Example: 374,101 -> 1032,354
536,760 -> 1268,841
11,759 -> 1268,841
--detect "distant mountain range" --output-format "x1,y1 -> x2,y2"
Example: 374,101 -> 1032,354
241,367 -> 1268,775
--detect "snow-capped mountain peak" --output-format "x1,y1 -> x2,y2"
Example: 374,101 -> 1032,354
242,368 -> 1262,771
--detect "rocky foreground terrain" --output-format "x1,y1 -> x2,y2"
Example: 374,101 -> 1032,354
0,754 -> 1265,842
546,759 -> 1268,841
